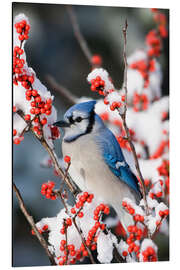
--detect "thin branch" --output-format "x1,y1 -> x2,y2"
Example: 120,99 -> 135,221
72,217 -> 96,264
66,5 -> 93,64
151,217 -> 164,240
13,182 -> 56,266
119,20 -> 150,218
45,74 -> 77,106
64,220 -> 69,265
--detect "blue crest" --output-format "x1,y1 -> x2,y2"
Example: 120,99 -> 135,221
64,101 -> 96,119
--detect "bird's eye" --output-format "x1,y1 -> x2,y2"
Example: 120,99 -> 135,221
76,117 -> 82,122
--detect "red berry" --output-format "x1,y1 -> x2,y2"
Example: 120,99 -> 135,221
34,117 -> 39,123
104,206 -> 110,215
41,118 -> 47,125
60,245 -> 65,251
31,101 -> 36,107
14,138 -> 20,145
110,104 -> 115,111
60,228 -> 65,234
129,208 -> 135,215
13,129 -> 17,136
45,110 -> 51,115
25,24 -> 30,31
91,85 -> 96,91
104,98 -> 109,105
18,35 -> 24,41
71,208 -> 76,214
70,250 -> 76,256
69,244 -> 75,251
41,108 -> 46,114
159,210 -> 164,217
122,201 -> 127,207
64,155 -> 71,163
122,251 -> 128,257
91,54 -> 102,66
83,250 -> 88,257
86,197 -> 92,203
44,103 -> 51,110
35,96 -> 41,103
91,244 -> 97,250
32,90 -> 38,96
46,98 -> 52,104
42,225 -> 48,231
26,90 -> 32,97
35,108 -> 40,114
164,209 -> 169,216
66,218 -> 72,226
78,212 -> 84,218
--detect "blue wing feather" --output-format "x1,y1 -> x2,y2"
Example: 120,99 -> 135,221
94,115 -> 141,196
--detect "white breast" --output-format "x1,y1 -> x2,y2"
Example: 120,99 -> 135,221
62,133 -> 135,206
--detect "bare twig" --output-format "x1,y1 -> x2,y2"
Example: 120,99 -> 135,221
119,20 -> 150,219
66,5 -> 93,64
45,74 -> 77,105
59,162 -> 71,192
13,182 -> 56,266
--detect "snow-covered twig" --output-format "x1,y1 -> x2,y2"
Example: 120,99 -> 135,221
118,20 -> 150,220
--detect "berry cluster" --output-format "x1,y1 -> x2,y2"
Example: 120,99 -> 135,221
157,160 -> 169,195
146,30 -> 162,57
149,180 -> 164,199
158,208 -> 169,219
157,160 -> 169,177
151,9 -> 168,38
90,76 -> 105,95
91,54 -> 102,66
13,128 -> 23,145
126,225 -> 143,255
109,101 -> 123,111
58,192 -> 110,265
13,19 -> 30,78
15,19 -> 30,41
130,59 -> 155,89
141,246 -> 157,262
133,92 -> 149,112
122,201 -> 144,223
41,181 -> 57,200
150,140 -> 169,159
13,46 -> 25,78
13,19 -> 58,145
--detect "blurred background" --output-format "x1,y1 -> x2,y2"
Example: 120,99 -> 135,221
13,2 -> 169,267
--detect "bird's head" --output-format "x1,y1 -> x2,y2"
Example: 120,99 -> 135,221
54,101 -> 97,142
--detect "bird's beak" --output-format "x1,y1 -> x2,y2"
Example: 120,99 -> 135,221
53,120 -> 70,128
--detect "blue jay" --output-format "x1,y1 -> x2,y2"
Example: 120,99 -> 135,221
54,101 -> 142,231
